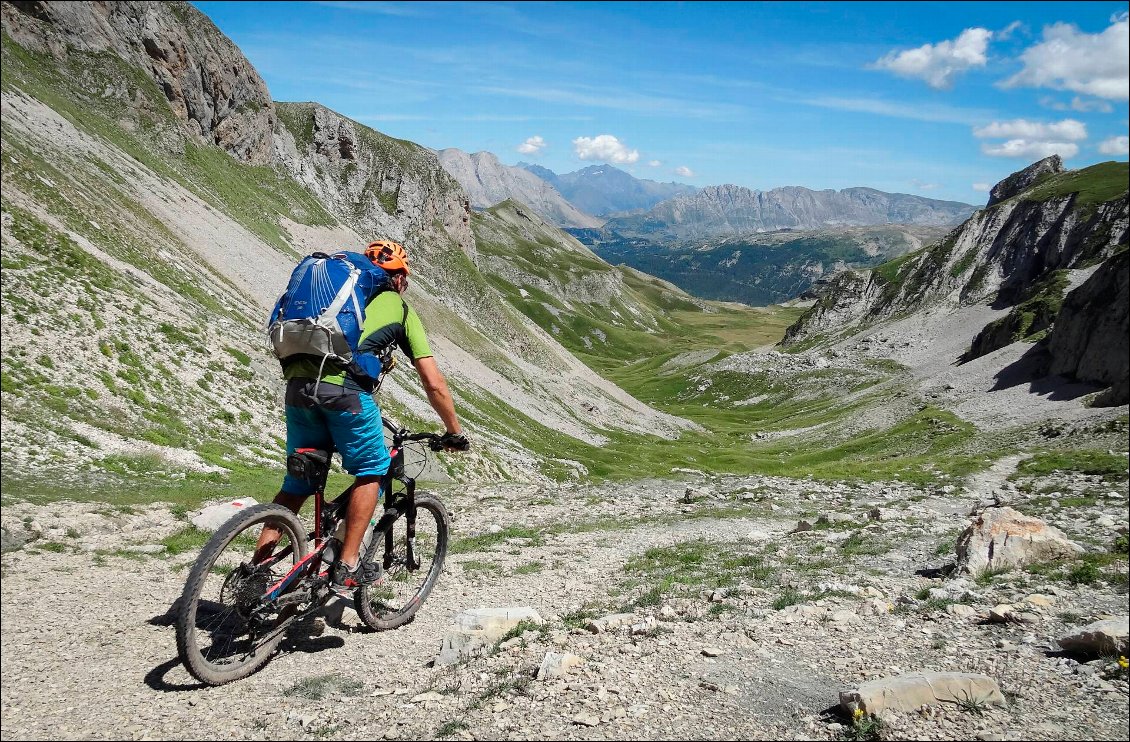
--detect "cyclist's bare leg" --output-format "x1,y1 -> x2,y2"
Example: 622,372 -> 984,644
340,476 -> 381,568
252,491 -> 307,562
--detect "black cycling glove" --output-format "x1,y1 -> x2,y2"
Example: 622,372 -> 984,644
438,432 -> 470,451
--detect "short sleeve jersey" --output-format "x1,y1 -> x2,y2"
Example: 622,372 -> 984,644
283,290 -> 432,388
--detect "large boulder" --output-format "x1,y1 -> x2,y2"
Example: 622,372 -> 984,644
956,507 -> 1083,575
1059,617 -> 1129,657
189,497 -> 258,531
841,672 -> 1005,714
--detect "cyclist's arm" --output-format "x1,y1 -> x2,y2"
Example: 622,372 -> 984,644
414,356 -> 462,436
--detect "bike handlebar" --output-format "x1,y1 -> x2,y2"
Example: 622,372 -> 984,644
381,417 -> 464,451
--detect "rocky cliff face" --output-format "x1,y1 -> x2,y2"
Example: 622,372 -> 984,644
988,155 -> 1063,207
437,149 -> 602,229
2,0 -> 275,163
1046,251 -> 1129,405
276,104 -> 475,266
605,184 -> 976,240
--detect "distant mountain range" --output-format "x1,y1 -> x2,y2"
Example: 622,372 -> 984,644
517,163 -> 696,217
603,184 -> 977,240
439,153 -> 977,244
585,225 -> 950,306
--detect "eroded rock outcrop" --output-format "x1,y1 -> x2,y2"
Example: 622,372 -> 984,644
1046,250 -> 1129,405
781,160 -> 1128,350
2,0 -> 275,163
272,102 -> 475,261
987,155 -> 1064,207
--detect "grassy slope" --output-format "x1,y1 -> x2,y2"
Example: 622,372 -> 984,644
0,32 -> 336,504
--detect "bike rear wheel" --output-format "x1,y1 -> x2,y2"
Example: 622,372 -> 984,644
356,493 -> 449,631
175,504 -> 310,685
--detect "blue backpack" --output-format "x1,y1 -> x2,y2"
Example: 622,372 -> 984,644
268,251 -> 391,391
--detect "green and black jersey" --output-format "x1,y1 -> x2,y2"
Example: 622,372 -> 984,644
283,290 -> 432,389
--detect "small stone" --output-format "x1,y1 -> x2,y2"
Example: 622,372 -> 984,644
411,691 -> 445,703
537,652 -> 584,680
586,613 -> 635,634
701,647 -> 723,657
1024,594 -> 1056,608
572,712 -> 600,727
946,604 -> 978,619
988,604 -> 1014,623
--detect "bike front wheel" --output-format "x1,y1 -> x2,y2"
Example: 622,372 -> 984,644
356,493 -> 449,631
175,504 -> 310,685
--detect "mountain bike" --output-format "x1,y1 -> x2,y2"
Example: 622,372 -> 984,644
175,416 -> 452,685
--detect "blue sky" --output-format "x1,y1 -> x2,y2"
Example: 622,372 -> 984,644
193,1 -> 1129,204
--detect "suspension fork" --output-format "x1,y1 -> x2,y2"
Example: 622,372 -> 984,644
378,477 -> 419,570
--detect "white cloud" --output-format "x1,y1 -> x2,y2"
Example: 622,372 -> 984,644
674,166 -> 695,178
980,139 -> 1079,159
1072,96 -> 1114,113
1040,96 -> 1116,113
910,179 -> 939,191
516,135 -> 546,155
972,182 -> 991,192
1002,15 -> 1129,100
648,160 -> 662,167
1099,135 -> 1130,155
973,118 -> 1087,141
572,134 -> 639,164
873,27 -> 992,89
998,21 -> 1024,41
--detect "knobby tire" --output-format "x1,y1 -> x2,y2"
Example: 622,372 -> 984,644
356,493 -> 449,631
175,504 -> 309,685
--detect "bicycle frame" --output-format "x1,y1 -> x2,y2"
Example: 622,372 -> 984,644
254,417 -> 431,607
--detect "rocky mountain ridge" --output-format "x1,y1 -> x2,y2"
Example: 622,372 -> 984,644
2,0 -> 275,163
783,157 -> 1129,404
604,183 -> 978,241
587,224 -> 949,306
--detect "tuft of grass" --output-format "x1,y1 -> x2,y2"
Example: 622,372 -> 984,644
435,719 -> 470,738
1013,449 -> 1128,483
954,689 -> 993,717
974,565 -> 1012,586
773,586 -> 803,610
283,673 -> 364,701
160,526 -> 212,556
513,561 -> 543,575
449,525 -> 544,554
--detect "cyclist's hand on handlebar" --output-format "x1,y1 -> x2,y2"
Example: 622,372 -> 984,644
438,432 -> 470,452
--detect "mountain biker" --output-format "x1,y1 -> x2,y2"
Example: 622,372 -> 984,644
257,240 -> 469,589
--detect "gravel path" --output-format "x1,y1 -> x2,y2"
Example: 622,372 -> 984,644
3,467 -> 1127,741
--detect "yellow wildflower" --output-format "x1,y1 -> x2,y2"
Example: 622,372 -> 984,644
1119,656 -> 1128,669
852,708 -> 865,720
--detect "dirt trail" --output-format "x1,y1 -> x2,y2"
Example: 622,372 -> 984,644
2,472 -> 1128,741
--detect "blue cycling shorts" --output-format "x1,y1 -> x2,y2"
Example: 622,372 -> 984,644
280,379 -> 390,497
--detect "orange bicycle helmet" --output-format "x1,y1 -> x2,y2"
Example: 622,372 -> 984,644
365,240 -> 411,275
